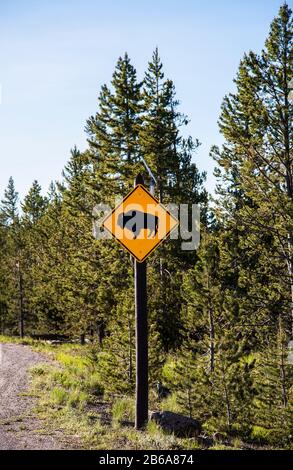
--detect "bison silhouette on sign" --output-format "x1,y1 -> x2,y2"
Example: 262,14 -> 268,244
117,210 -> 159,239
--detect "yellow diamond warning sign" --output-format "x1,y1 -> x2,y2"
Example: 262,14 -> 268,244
102,184 -> 179,262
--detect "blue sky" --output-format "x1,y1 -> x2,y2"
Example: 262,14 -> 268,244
0,0 -> 286,200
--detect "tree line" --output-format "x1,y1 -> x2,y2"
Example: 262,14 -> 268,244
0,4 -> 292,446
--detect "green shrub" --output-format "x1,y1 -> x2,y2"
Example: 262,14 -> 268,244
30,363 -> 51,376
161,393 -> 181,414
50,387 -> 68,406
67,389 -> 89,409
112,397 -> 135,426
162,357 -> 177,385
250,425 -> 272,444
84,373 -> 104,396
51,370 -> 79,389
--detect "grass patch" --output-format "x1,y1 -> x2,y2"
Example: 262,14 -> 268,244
112,397 -> 135,427
250,426 -> 272,444
23,339 -> 206,449
1,335 -> 257,450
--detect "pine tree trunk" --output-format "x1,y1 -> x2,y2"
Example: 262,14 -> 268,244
207,275 -> 215,372
187,386 -> 192,419
287,237 -> 293,338
209,305 -> 215,373
17,262 -> 24,339
279,317 -> 288,407
283,38 -> 293,338
280,343 -> 288,408
97,322 -> 105,346
223,378 -> 232,433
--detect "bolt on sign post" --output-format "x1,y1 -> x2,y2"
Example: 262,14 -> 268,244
102,174 -> 178,429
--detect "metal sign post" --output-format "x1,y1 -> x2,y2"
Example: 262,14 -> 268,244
101,172 -> 179,430
134,173 -> 148,429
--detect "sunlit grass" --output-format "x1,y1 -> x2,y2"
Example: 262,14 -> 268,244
112,396 -> 135,427
26,341 -> 207,449
1,335 -> 256,450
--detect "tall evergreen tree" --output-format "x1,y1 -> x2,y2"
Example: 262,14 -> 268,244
86,53 -> 142,201
0,177 -> 19,225
0,178 -> 23,335
22,180 -> 47,225
212,3 -> 293,339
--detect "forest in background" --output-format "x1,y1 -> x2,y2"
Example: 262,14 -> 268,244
0,4 -> 292,448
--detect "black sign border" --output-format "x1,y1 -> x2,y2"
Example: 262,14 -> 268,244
101,184 -> 179,263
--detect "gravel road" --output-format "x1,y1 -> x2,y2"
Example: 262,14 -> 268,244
0,342 -> 79,450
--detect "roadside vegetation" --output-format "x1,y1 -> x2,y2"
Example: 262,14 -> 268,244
1,335 -> 291,450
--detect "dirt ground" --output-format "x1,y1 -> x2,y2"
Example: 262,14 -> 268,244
0,342 -> 79,450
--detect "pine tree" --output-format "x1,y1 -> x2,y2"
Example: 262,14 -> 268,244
98,285 -> 136,395
252,319 -> 293,446
0,177 -> 19,225
201,3 -> 293,442
28,184 -> 67,335
139,49 -> 207,351
0,221 -> 10,333
212,4 -> 293,338
22,180 -> 47,225
86,53 -> 142,201
0,178 -> 24,335
17,181 -> 48,334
